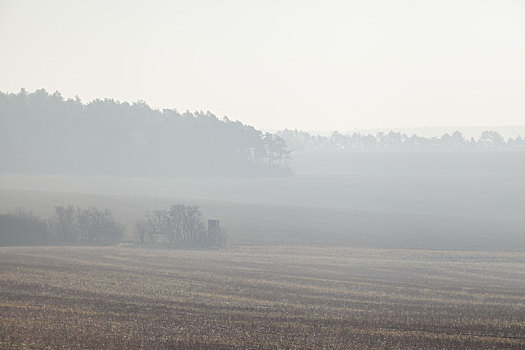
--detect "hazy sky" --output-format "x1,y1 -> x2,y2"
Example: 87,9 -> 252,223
1,0 -> 524,131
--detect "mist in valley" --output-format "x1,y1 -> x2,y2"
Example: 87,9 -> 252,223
1,93 -> 524,250
1,1 -> 524,349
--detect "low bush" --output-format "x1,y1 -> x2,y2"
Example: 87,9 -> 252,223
0,209 -> 49,246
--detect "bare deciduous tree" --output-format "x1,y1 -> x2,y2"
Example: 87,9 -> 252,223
139,204 -> 222,248
52,205 -> 76,243
52,206 -> 123,244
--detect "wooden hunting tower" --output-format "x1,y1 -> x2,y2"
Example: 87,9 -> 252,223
208,219 -> 220,236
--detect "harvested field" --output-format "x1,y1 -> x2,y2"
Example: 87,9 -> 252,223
0,246 -> 524,349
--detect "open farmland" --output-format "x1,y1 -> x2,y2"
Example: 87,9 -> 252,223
1,169 -> 525,251
0,246 -> 524,349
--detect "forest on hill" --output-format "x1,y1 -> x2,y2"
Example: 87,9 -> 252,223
0,89 -> 291,176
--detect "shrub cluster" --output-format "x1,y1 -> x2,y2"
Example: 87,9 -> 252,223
51,205 -> 124,245
136,204 -> 226,248
0,209 -> 49,246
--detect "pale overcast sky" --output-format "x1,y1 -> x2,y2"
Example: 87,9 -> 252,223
0,0 -> 524,131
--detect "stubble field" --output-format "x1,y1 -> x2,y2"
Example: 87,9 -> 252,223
0,245 -> 524,349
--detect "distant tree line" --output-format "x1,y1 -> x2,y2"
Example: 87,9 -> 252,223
0,204 -> 224,248
0,89 -> 291,176
278,129 -> 525,152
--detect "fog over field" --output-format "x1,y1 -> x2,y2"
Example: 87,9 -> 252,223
1,1 -> 524,349
1,150 -> 525,251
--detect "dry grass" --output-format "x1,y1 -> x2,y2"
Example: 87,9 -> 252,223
0,245 -> 524,349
